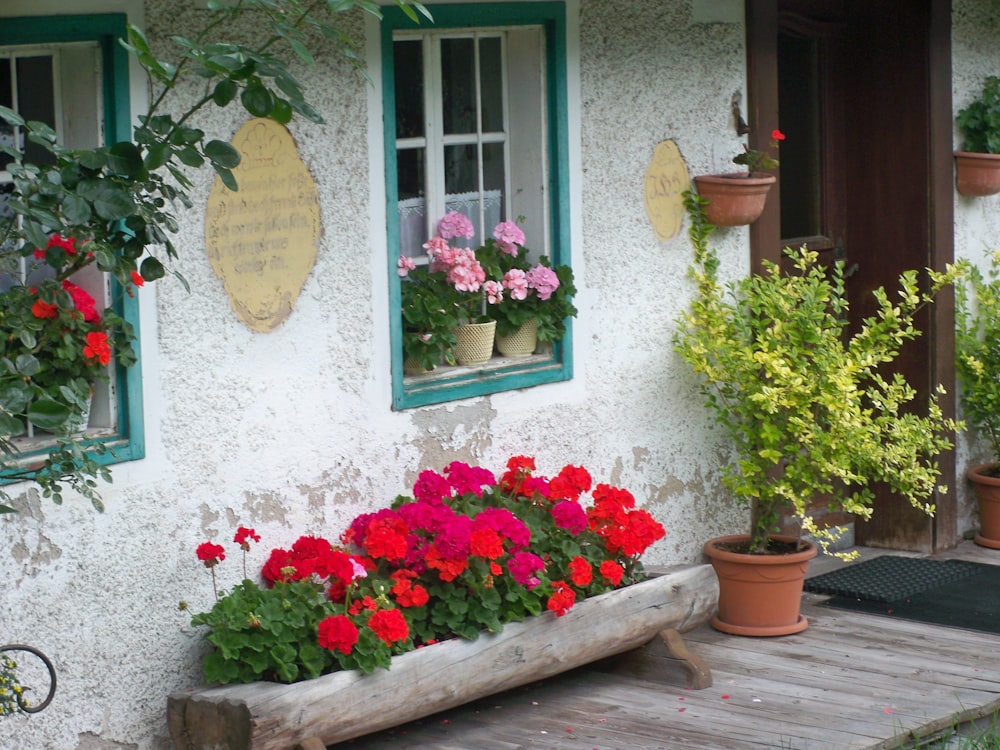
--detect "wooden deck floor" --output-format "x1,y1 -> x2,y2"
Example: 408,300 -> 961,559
336,542 -> 1000,750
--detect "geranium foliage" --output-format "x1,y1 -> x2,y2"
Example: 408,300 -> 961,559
189,456 -> 665,684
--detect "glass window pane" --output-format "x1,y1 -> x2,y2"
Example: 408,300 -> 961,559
17,56 -> 56,167
441,38 -> 476,135
0,58 -> 11,172
394,40 -> 424,139
397,147 -> 425,201
483,142 -> 505,193
479,38 -> 503,133
444,143 -> 478,196
397,147 -> 426,257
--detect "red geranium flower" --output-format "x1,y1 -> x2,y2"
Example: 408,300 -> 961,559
196,542 -> 225,568
567,556 -> 593,587
31,298 -> 59,319
469,527 -> 504,560
234,526 -> 260,551
34,233 -> 77,260
317,615 -> 359,655
83,331 -> 111,366
424,544 -> 468,582
546,580 -> 576,617
548,465 -> 592,501
62,280 -> 100,323
599,559 -> 625,586
368,608 -> 409,645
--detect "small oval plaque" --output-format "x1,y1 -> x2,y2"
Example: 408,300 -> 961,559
644,139 -> 691,242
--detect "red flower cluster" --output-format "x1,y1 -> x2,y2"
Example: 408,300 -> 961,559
196,542 -> 225,568
261,535 -> 363,603
317,614 -> 358,654
193,457 -> 666,679
234,526 -> 261,551
83,331 -> 111,366
588,484 -> 665,556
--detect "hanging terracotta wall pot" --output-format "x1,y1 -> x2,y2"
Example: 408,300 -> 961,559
693,173 -> 776,226
703,534 -> 817,637
954,152 -> 1000,197
967,464 -> 1000,549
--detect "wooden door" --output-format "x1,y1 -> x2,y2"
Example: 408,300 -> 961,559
746,0 -> 957,551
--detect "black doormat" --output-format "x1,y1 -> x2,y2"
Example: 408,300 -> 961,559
804,556 -> 1000,635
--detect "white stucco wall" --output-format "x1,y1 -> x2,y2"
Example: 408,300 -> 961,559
952,0 -> 1000,534
1,0 -> 996,748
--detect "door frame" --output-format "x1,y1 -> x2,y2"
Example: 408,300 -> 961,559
744,0 -> 958,551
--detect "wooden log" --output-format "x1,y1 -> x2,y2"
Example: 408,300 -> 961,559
167,564 -> 718,750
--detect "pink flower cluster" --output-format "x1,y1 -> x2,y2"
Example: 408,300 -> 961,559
493,220 -> 526,256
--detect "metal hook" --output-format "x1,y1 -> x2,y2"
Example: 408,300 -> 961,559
731,91 -> 750,136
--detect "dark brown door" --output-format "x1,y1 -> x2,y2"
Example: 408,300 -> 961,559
746,0 -> 957,551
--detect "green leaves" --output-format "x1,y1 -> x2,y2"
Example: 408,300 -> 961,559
955,254 -> 1000,463
958,76 -> 1000,154
675,192 -> 960,555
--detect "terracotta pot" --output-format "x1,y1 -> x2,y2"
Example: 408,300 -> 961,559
693,173 -> 776,226
954,151 -> 1000,197
703,533 -> 817,637
967,464 -> 1000,549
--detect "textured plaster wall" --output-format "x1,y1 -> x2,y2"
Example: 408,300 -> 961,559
0,1 -> 994,748
952,0 -> 1000,536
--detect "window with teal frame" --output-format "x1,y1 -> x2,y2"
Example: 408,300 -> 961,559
383,3 -> 573,410
0,13 -> 144,465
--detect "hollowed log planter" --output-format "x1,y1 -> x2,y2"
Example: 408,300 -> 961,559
167,565 -> 718,750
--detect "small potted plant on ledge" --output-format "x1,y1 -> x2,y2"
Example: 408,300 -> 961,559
673,192 -> 960,636
693,129 -> 784,226
0,236 -> 136,440
398,254 -> 459,375
955,76 -> 1000,197
400,213 -> 577,368
476,221 -> 577,357
955,252 -> 1000,548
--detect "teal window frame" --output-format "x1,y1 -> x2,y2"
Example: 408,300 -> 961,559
383,2 -> 573,410
1,13 -> 145,466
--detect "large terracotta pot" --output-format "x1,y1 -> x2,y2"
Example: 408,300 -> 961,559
693,173 -> 776,226
967,464 -> 1000,549
703,534 -> 817,637
954,151 -> 1000,197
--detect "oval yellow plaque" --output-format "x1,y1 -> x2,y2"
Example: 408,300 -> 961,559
644,139 -> 691,242
205,118 -> 322,332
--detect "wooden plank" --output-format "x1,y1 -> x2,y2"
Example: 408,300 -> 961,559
168,565 -> 718,750
341,546 -> 1000,750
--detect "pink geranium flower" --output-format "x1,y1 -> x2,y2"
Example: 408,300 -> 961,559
502,269 -> 529,301
397,255 -> 416,277
437,211 -> 475,240
484,280 -> 503,305
526,265 -> 560,301
493,221 -> 525,255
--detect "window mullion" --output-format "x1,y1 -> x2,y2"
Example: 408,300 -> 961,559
500,34 -> 512,223
473,33 -> 486,243
425,35 -> 445,237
